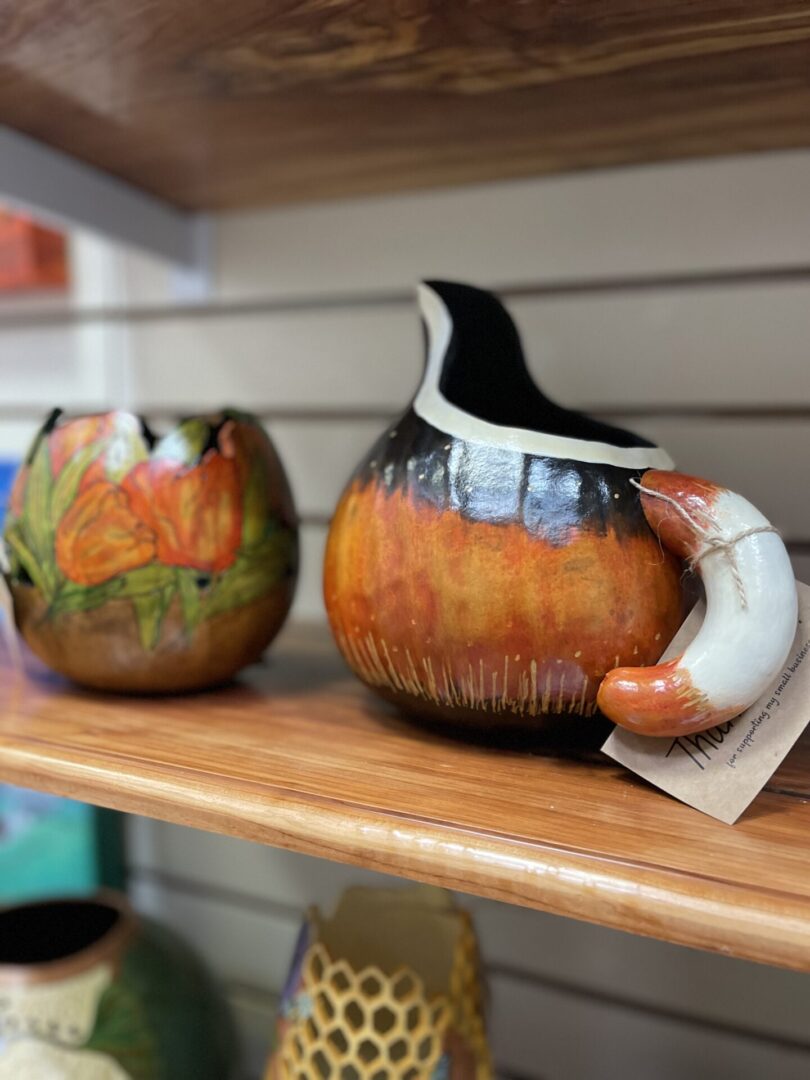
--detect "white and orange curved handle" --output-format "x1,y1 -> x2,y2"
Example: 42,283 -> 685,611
597,470 -> 799,737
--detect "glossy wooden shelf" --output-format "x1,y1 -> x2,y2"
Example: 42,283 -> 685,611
1,625 -> 810,971
1,3 -> 810,209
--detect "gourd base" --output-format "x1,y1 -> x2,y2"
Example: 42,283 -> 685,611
10,580 -> 293,693
374,684 -> 613,751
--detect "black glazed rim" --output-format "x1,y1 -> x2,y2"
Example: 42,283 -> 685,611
30,407 -> 158,462
0,892 -> 134,970
28,406 -> 266,467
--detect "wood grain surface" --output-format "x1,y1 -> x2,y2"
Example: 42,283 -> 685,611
1,2 -> 810,208
1,624 -> 809,971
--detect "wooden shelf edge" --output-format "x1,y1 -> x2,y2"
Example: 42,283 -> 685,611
4,738 -> 810,973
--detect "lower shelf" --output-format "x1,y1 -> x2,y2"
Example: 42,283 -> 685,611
1,624 -> 809,972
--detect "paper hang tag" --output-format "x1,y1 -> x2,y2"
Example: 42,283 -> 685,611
602,580 -> 810,825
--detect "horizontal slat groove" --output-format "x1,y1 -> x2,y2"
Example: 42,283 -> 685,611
1,265 -> 810,330
487,963 -> 810,1054
225,979 -> 279,1013
132,865 -> 303,922
5,405 -> 810,424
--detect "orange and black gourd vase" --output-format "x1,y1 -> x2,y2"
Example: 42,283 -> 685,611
326,282 -> 798,739
325,281 -> 690,736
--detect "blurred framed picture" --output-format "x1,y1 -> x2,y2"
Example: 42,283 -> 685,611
0,209 -> 68,292
0,456 -> 123,901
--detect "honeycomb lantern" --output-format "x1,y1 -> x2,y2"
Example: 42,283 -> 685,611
265,887 -> 492,1079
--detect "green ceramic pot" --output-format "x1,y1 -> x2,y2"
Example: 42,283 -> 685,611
0,892 -> 236,1078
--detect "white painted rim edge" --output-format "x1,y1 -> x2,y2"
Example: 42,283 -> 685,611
412,283 -> 675,471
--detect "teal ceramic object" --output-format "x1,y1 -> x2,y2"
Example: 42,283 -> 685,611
0,791 -> 117,903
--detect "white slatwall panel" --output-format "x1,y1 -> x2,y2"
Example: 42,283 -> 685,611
0,419 -> 36,457
296,525 -> 327,620
118,153 -> 810,306
213,154 -> 810,300
489,975 -> 810,1080
792,553 -> 810,583
0,326 -> 105,407
0,230 -> 131,418
1,154 -> 810,1077
126,284 -> 810,412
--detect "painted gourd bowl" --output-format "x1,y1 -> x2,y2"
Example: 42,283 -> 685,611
0,892 -> 236,1079
325,281 -> 797,737
324,281 -> 683,733
4,408 -> 298,692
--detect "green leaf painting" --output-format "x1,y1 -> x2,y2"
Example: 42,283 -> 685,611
50,579 -> 127,616
203,530 -> 295,621
176,569 -> 203,634
22,438 -> 57,594
132,587 -> 174,651
5,527 -> 51,595
51,442 -> 103,521
241,457 -> 269,547
117,565 -> 177,598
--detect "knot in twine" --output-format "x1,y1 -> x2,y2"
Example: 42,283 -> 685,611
630,479 -> 779,611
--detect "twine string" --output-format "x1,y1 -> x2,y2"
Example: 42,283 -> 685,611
630,479 -> 778,611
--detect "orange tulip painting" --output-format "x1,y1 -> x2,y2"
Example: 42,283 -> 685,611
4,409 -> 298,692
123,453 -> 242,574
55,481 -> 156,586
49,414 -> 116,477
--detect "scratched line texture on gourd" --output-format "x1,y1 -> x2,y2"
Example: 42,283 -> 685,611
336,628 -> 601,718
